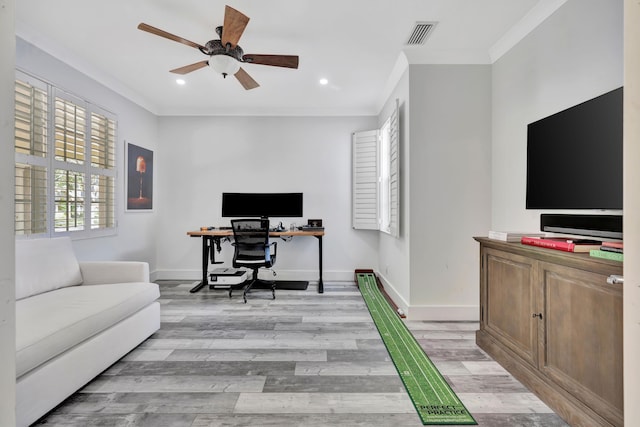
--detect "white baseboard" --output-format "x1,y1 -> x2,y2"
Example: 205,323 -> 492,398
375,271 -> 479,321
405,305 -> 479,321
374,272 -> 410,313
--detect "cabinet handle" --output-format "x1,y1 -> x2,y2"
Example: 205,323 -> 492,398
607,275 -> 624,285
532,313 -> 543,319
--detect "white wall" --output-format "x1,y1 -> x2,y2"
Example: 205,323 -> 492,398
374,63 -> 492,320
15,38 -> 161,269
624,0 -> 640,420
376,67 -> 411,310
155,115 -> 379,281
407,64 -> 492,320
491,0 -> 623,231
492,0 -> 634,417
0,1 -> 16,424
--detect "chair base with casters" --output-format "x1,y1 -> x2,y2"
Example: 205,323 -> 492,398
228,269 -> 276,303
229,218 -> 278,303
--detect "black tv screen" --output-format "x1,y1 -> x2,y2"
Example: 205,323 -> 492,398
526,87 -> 623,210
221,192 -> 303,218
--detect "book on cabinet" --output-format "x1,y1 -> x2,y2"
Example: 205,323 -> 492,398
488,231 -> 545,242
520,236 -> 602,253
590,249 -> 624,262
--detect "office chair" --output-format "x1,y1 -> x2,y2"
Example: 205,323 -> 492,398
230,218 -> 277,303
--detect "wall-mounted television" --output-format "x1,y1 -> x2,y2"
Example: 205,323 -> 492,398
526,87 -> 623,210
221,192 -> 303,218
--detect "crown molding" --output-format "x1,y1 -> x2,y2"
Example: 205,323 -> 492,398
489,0 -> 568,63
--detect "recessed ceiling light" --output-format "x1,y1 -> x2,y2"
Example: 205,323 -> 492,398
319,78 -> 329,85
176,79 -> 186,85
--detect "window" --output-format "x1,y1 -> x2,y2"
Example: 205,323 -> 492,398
14,71 -> 117,237
352,99 -> 399,237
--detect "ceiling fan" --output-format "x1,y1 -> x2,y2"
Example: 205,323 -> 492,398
137,5 -> 299,90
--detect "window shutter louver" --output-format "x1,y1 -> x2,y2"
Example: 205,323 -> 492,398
15,80 -> 48,158
90,112 -> 115,169
54,96 -> 86,165
91,174 -> 115,229
15,163 -> 48,235
352,129 -> 380,229
89,112 -> 116,230
14,79 -> 49,235
388,99 -> 400,238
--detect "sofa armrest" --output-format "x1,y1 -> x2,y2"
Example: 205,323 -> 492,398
79,261 -> 150,285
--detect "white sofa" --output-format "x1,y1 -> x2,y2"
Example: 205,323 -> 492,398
15,237 -> 160,426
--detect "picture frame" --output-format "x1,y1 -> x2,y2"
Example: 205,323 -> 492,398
125,142 -> 154,211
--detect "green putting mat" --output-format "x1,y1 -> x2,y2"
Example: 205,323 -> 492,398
357,273 -> 477,425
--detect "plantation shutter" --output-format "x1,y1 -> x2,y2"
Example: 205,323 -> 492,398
15,163 -> 48,235
14,70 -> 118,238
14,78 -> 49,235
89,112 -> 116,229
52,89 -> 117,233
352,98 -> 400,236
352,129 -> 379,229
53,91 -> 87,232
388,99 -> 400,238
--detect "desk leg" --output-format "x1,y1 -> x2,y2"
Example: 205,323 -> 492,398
317,235 -> 323,293
189,236 -> 209,293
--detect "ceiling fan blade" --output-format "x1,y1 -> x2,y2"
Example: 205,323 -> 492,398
234,67 -> 260,90
242,54 -> 299,69
137,23 -> 205,50
170,60 -> 209,75
221,5 -> 250,48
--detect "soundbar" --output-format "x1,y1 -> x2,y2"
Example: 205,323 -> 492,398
540,214 -> 622,239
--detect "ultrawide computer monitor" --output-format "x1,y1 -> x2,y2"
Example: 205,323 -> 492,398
221,192 -> 303,218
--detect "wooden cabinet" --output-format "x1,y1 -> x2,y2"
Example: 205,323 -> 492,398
475,238 -> 623,427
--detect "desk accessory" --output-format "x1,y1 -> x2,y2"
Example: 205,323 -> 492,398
307,219 -> 323,227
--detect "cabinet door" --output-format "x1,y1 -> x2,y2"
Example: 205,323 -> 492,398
539,261 -> 623,426
483,248 -> 538,368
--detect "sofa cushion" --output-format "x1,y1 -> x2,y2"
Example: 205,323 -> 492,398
15,237 -> 83,300
16,282 -> 160,377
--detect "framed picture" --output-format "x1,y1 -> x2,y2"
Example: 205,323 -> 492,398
126,142 -> 154,211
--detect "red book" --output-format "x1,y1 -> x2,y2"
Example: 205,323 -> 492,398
602,241 -> 624,249
520,236 -> 602,253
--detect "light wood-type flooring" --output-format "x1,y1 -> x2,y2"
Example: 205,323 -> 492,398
35,281 -> 568,426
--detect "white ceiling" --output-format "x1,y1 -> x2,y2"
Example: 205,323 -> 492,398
15,0 -> 565,116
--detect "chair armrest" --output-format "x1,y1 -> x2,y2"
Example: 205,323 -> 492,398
79,261 -> 150,285
267,241 -> 277,263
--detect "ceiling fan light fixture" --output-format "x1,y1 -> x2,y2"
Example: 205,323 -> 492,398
209,54 -> 240,78
137,5 -> 298,90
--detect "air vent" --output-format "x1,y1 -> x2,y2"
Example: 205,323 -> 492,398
406,22 -> 437,46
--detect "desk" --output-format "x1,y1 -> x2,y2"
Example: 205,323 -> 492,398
187,229 -> 325,294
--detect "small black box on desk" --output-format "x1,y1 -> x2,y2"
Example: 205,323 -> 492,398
299,219 -> 324,231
